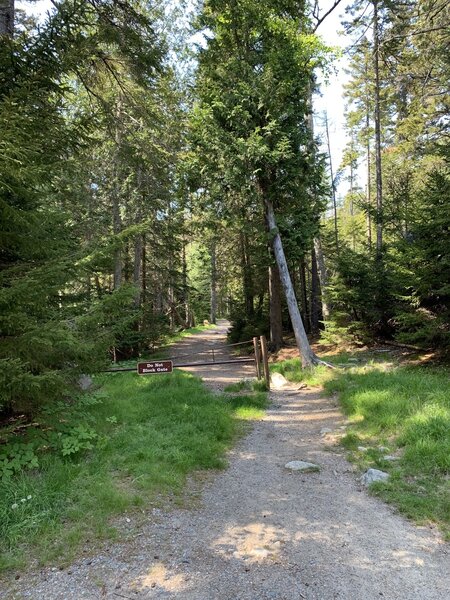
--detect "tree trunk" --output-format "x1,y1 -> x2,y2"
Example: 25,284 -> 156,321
313,236 -> 330,319
240,231 -> 254,318
365,81 -> 372,250
0,0 -> 14,36
324,113 -> 339,254
182,240 -> 191,328
210,240 -> 217,324
141,234 -> 147,305
299,257 -> 310,333
113,203 -> 122,290
373,0 -> 383,258
264,197 -> 318,368
310,247 -> 320,334
269,260 -> 283,351
133,234 -> 143,307
113,100 -> 123,290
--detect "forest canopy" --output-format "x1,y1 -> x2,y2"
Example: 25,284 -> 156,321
0,0 -> 449,414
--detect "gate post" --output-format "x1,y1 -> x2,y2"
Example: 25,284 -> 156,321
260,335 -> 270,390
253,337 -> 262,380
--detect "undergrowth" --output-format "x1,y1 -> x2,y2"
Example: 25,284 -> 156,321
272,351 -> 450,539
0,370 -> 266,571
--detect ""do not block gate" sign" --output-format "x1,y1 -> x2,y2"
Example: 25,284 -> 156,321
137,360 -> 173,375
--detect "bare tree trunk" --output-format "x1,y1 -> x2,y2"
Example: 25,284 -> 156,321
366,137 -> 372,249
141,234 -> 147,305
240,231 -> 254,318
133,235 -> 143,307
310,247 -> 320,334
299,257 -> 310,333
0,0 -> 14,36
269,260 -> 283,351
264,196 -> 318,368
113,100 -> 123,290
365,86 -> 372,250
210,240 -> 217,324
373,0 -> 383,258
324,113 -> 339,254
182,240 -> 191,328
168,283 -> 175,330
313,236 -> 330,319
113,202 -> 122,290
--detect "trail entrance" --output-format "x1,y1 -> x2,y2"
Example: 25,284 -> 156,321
106,321 -> 271,387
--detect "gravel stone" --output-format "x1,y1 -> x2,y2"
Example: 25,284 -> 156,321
284,460 -> 321,473
360,468 -> 390,485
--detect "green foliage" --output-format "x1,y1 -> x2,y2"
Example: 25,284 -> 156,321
274,351 -> 450,536
0,369 -> 267,570
319,316 -> 367,348
394,169 -> 450,350
0,444 -> 39,483
0,0 -> 187,417
325,363 -> 450,536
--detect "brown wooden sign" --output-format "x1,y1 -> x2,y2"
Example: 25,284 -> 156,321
137,360 -> 173,375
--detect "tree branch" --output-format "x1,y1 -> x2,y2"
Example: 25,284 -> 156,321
313,0 -> 345,32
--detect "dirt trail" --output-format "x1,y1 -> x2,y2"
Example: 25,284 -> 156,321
3,321 -> 449,599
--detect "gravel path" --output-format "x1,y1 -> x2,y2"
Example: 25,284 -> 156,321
2,321 -> 449,600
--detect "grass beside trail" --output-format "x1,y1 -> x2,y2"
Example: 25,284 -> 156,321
0,370 -> 266,572
272,353 -> 450,539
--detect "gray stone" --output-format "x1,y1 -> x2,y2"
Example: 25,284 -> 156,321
285,461 -> 320,473
383,455 -> 400,462
78,375 -> 93,391
270,372 -> 288,389
320,427 -> 333,435
378,446 -> 390,452
360,468 -> 389,486
357,446 -> 368,452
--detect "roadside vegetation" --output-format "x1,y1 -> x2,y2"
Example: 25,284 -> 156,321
272,351 -> 450,539
0,368 -> 266,572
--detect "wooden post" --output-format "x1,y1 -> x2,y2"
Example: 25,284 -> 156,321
253,337 -> 262,380
260,335 -> 270,390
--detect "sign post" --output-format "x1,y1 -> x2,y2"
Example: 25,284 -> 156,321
260,335 -> 270,390
253,337 -> 262,380
137,360 -> 173,375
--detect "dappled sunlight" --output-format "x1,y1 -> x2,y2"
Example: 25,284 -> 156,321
137,562 -> 189,593
391,550 -> 425,568
213,521 -> 289,562
236,450 -> 259,460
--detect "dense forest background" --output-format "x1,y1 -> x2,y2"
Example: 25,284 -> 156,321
1,0 -> 448,415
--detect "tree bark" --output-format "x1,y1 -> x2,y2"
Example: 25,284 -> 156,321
210,240 -> 217,324
365,49 -> 373,250
299,257 -> 310,333
182,240 -> 191,328
133,234 -> 143,307
0,0 -> 14,37
269,260 -> 283,351
313,236 -> 330,319
366,125 -> 372,249
141,234 -> 147,305
324,113 -> 339,254
240,231 -> 254,318
113,100 -> 123,290
264,196 -> 318,368
113,203 -> 122,290
310,247 -> 320,334
373,0 -> 383,257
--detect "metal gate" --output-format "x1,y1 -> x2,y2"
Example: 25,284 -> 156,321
104,335 -> 271,388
